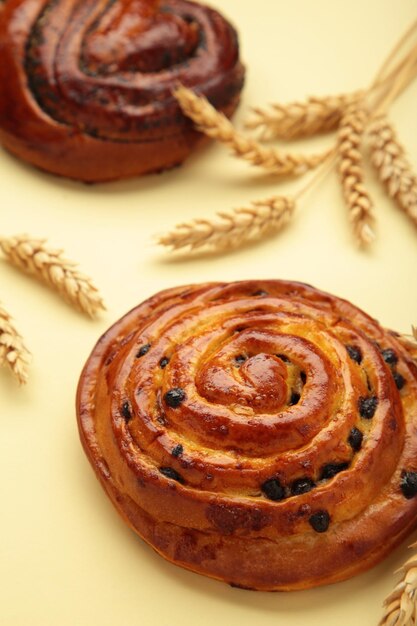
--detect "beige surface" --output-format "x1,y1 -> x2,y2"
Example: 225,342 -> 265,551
1,1 -> 417,624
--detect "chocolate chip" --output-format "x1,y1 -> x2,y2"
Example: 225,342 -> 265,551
320,462 -> 349,480
289,391 -> 301,406
381,348 -> 398,365
121,402 -> 132,422
261,478 -> 285,501
234,354 -> 247,366
348,427 -> 363,451
309,510 -> 330,533
136,343 -> 151,358
401,471 -> 417,499
346,345 -> 363,364
159,356 -> 170,369
159,467 -> 184,483
359,396 -> 378,419
164,388 -> 186,408
393,372 -> 406,390
276,353 -> 291,363
171,444 -> 184,458
291,478 -> 315,496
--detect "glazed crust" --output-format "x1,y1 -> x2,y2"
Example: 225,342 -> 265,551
76,280 -> 417,590
0,0 -> 244,182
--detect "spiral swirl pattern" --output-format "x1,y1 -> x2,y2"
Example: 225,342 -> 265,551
0,0 -> 244,181
77,280 -> 417,590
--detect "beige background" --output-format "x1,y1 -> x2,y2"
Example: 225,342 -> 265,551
1,1 -> 417,624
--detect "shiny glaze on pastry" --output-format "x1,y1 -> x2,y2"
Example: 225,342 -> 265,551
0,0 -> 244,181
77,280 -> 417,590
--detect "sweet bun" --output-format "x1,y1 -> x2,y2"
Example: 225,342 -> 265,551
0,0 -> 244,182
76,280 -> 417,590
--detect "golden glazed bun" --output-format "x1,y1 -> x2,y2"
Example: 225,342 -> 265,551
77,280 -> 417,590
0,0 -> 244,182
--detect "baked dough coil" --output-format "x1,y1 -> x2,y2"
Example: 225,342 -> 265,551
0,0 -> 244,181
77,280 -> 417,590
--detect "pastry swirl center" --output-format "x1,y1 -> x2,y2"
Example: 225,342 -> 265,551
83,0 -> 200,74
198,353 -> 289,413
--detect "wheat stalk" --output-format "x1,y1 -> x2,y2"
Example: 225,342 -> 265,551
380,542 -> 417,626
245,91 -> 362,141
158,196 -> 295,252
398,326 -> 417,354
161,25 -> 417,258
0,235 -> 106,318
0,303 -> 31,385
368,114 -> 417,228
337,103 -> 376,245
174,86 -> 330,176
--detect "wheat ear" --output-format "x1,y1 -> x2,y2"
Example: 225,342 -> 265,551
174,86 -> 330,176
398,326 -> 417,356
0,303 -> 31,385
0,235 -> 106,318
379,542 -> 417,626
368,114 -> 417,228
337,103 -> 375,245
158,196 -> 295,252
245,91 -> 362,141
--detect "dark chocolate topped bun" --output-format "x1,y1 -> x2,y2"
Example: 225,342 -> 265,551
0,0 -> 244,182
76,280 -> 417,590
